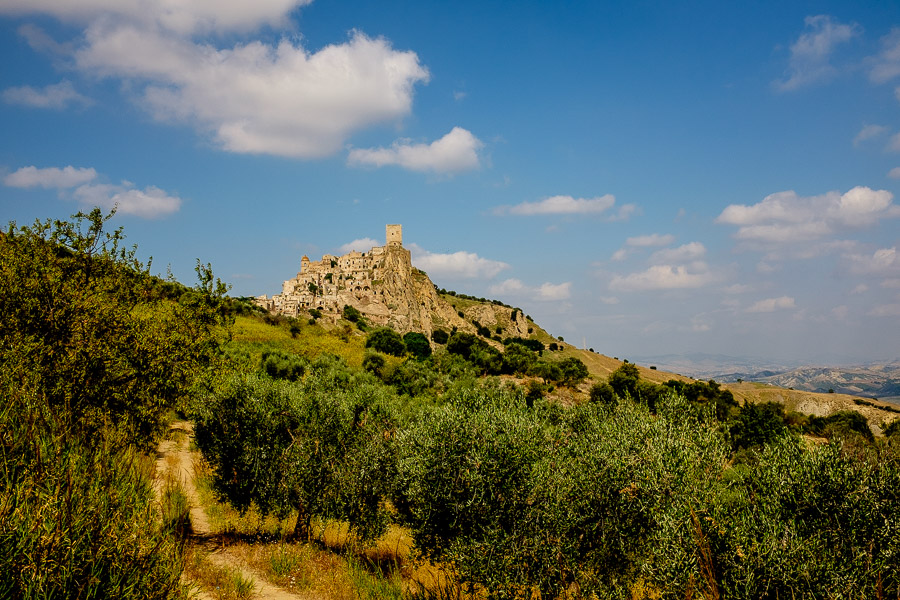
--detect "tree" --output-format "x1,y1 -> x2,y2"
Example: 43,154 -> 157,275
365,327 -> 406,357
195,374 -> 397,541
403,331 -> 432,360
342,304 -> 362,323
608,362 -> 641,401
730,402 -> 789,450
0,208 -> 227,446
558,357 -> 589,386
431,329 -> 449,344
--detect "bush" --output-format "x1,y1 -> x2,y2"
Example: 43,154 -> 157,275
730,402 -> 790,450
403,332 -> 432,360
260,350 -> 306,381
195,373 -> 397,541
365,327 -> 406,357
0,426 -> 188,599
0,209 -> 227,446
342,304 -> 362,323
806,410 -> 874,443
431,329 -> 449,344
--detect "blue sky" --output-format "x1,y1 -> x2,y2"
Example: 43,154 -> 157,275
2,1 -> 900,364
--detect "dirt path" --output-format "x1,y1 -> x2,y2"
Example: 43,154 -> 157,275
156,421 -> 315,600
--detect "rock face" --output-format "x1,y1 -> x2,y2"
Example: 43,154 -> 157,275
256,225 -> 471,336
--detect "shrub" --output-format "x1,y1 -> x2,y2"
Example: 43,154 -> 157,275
403,332 -> 432,360
365,327 -> 406,357
730,402 -> 790,450
342,304 -> 362,323
431,329 -> 449,344
194,373 -> 397,541
260,350 -> 306,381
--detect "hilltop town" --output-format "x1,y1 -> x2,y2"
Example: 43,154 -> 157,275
255,224 -> 531,339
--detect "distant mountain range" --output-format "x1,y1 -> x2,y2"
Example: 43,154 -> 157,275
629,353 -> 900,404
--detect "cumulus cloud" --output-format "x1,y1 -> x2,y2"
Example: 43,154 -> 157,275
746,296 -> 796,313
3,165 -> 180,218
888,133 -> 900,153
889,167 -> 900,179
774,15 -> 860,91
609,263 -> 717,292
495,194 -> 630,217
488,278 -> 572,301
4,165 -> 97,188
853,124 -> 887,146
649,242 -> 706,263
1,3 -> 430,159
0,0 -> 313,35
626,233 -> 675,247
336,238 -> 381,254
409,244 -> 509,279
844,246 -> 900,277
72,182 -> 181,218
868,27 -> 900,83
347,127 -> 482,173
2,80 -> 91,109
717,186 -> 899,244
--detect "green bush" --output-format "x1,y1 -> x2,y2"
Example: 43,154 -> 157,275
260,349 -> 307,381
403,332 -> 432,360
431,329 -> 449,344
194,373 -> 397,541
365,327 -> 406,357
0,408 -> 187,599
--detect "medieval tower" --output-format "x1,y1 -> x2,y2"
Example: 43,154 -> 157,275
386,224 -> 402,246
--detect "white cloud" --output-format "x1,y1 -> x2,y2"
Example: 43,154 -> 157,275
853,124 -> 887,146
650,242 -> 706,263
1,3 -> 430,159
4,165 -> 97,188
831,305 -> 849,320
72,182 -> 181,218
609,263 -> 717,292
746,296 -> 796,313
889,167 -> 900,179
495,194 -> 618,216
336,238 -> 380,254
888,133 -> 900,153
882,279 -> 900,289
844,246 -> 900,277
536,282 -> 571,301
347,127 -> 482,173
774,15 -> 860,91
851,284 -> 869,294
2,80 -> 91,110
0,0 -> 313,35
488,278 -> 572,302
868,27 -> 900,83
409,244 -> 509,279
626,233 -> 675,247
868,304 -> 900,317
717,186 -> 899,244
3,165 -> 180,218
610,249 -> 628,261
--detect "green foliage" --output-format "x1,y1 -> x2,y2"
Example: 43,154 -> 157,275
403,331 -> 432,360
0,405 -> 187,599
655,438 -> 900,598
557,356 -> 589,386
608,362 -> 640,401
663,378 -> 740,421
194,373 -> 397,541
431,329 -> 449,344
501,336 -> 544,352
260,349 -> 307,381
365,327 -> 406,357
342,304 -> 362,323
589,382 -> 616,406
806,410 -> 875,443
501,343 -> 538,375
361,351 -> 387,379
730,401 -> 791,450
0,209 -> 228,446
884,418 -> 900,438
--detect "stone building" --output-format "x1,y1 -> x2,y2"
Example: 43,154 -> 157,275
255,225 -> 461,335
